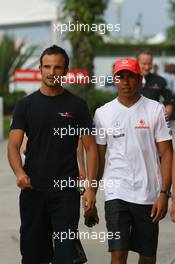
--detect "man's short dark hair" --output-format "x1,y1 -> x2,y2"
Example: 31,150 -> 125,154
136,49 -> 153,59
40,45 -> 69,69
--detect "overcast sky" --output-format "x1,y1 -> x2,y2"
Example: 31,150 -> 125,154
106,0 -> 171,37
51,0 -> 173,37
1,0 -> 172,44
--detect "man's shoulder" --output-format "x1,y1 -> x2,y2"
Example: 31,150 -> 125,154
96,99 -> 116,115
142,96 -> 163,110
16,90 -> 39,107
148,73 -> 166,86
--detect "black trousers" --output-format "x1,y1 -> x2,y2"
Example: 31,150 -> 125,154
20,188 -> 80,264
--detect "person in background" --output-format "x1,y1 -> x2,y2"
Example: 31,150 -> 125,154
152,64 -> 159,75
137,49 -> 174,119
162,64 -> 175,120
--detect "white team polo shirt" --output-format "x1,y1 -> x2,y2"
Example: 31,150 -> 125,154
94,96 -> 172,204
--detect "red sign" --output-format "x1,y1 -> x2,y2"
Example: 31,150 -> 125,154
13,69 -> 89,84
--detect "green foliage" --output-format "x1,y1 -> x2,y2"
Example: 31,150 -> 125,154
3,91 -> 27,115
0,35 -> 37,96
167,25 -> 175,41
95,42 -> 175,56
63,0 -> 109,87
69,86 -> 116,114
167,0 -> 175,40
85,89 -> 115,115
169,0 -> 175,24
84,89 -> 116,115
3,115 -> 12,139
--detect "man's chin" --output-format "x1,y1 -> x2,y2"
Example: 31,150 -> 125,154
143,72 -> 149,76
45,83 -> 61,88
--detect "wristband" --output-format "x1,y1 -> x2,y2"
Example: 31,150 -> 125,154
171,195 -> 175,200
160,189 -> 171,198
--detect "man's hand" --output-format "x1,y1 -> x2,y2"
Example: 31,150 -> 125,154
82,187 -> 96,211
16,172 -> 32,189
84,206 -> 99,227
151,194 -> 168,223
170,200 -> 175,222
8,129 -> 32,190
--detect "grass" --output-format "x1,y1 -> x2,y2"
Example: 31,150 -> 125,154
3,115 -> 11,139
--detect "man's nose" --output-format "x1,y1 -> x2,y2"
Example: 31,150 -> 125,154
49,68 -> 56,75
145,64 -> 150,71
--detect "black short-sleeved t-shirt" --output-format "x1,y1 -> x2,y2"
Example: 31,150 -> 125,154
10,89 -> 93,190
140,73 -> 173,105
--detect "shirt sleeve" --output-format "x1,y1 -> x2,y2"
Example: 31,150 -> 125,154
93,109 -> 107,145
155,105 -> 172,142
10,100 -> 27,131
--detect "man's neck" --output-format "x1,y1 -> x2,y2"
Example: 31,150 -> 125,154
117,94 -> 141,107
40,85 -> 64,97
143,72 -> 151,78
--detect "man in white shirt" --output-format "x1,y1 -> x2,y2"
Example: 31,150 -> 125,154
94,58 -> 173,264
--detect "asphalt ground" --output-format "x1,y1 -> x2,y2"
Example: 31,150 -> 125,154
1,140 -> 175,264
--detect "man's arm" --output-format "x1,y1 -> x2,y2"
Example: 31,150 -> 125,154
151,140 -> 173,223
161,88 -> 174,118
83,143 -> 106,227
165,104 -> 173,119
81,135 -> 98,210
8,129 -> 31,189
170,152 -> 175,222
77,138 -> 86,180
96,144 -> 107,194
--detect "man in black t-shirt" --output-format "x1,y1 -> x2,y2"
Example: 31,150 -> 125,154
137,49 -> 174,118
8,45 -> 98,264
